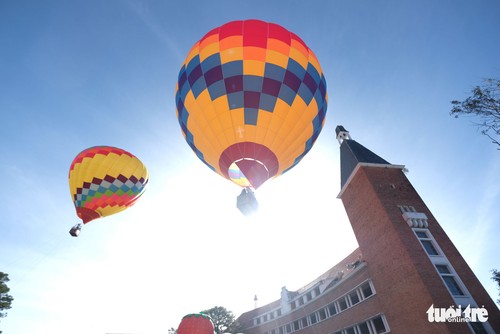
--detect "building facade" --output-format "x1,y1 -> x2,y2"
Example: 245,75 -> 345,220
237,126 -> 500,334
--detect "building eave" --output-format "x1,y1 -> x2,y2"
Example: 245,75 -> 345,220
337,162 -> 406,199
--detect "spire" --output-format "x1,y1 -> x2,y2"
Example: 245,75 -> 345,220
337,125 -> 396,190
335,125 -> 351,144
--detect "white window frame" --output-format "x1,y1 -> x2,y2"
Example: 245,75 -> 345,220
412,228 -> 473,304
413,228 -> 442,257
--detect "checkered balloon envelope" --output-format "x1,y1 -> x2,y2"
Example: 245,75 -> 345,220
68,146 -> 149,236
175,19 -> 328,190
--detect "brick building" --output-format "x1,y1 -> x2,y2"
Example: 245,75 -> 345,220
236,126 -> 500,334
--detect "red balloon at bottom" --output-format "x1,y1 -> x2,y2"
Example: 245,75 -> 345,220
178,313 -> 215,334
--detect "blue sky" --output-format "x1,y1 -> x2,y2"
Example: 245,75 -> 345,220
1,1 -> 499,333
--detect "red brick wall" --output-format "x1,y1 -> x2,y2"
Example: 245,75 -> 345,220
340,166 -> 477,333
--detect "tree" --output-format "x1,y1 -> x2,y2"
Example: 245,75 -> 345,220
0,272 -> 14,334
492,269 -> 500,304
201,306 -> 240,333
450,78 -> 500,149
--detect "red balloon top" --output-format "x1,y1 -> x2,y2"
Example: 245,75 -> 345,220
177,313 -> 215,334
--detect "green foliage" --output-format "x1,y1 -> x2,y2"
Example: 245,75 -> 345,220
0,272 -> 14,334
0,272 -> 13,317
201,306 -> 240,334
451,78 -> 500,149
492,269 -> 500,304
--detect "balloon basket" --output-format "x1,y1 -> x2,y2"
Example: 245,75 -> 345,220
237,188 -> 258,216
69,223 -> 82,237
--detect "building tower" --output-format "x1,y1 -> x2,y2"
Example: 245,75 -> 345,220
236,126 -> 499,334
336,125 -> 499,333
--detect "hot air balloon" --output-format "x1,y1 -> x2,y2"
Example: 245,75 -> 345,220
175,19 -> 327,215
177,313 -> 215,334
68,146 -> 149,236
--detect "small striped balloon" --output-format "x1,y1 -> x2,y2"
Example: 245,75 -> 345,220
68,146 -> 149,224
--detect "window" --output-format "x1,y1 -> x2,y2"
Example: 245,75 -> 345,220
306,291 -> 312,301
414,229 -> 468,299
415,230 -> 439,255
338,297 -> 348,311
345,327 -> 355,334
277,309 -> 282,316
279,326 -> 285,334
285,324 -> 292,333
349,291 -> 360,305
328,302 -> 337,316
309,312 -> 317,324
469,321 -> 488,334
372,316 -> 387,333
314,286 -> 321,297
436,265 -> 465,296
358,322 -> 370,334
415,231 -> 428,238
318,308 -> 327,320
331,315 -> 388,334
421,240 -> 439,255
361,282 -> 373,298
293,320 -> 300,331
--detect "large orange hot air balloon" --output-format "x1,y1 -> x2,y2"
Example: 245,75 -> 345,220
68,146 -> 149,236
175,19 -> 328,214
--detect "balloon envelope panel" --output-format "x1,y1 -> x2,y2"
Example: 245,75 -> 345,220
177,313 -> 215,334
68,146 -> 149,224
176,19 -> 327,189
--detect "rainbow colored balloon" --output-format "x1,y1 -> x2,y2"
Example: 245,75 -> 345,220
68,146 -> 149,225
176,19 -> 328,190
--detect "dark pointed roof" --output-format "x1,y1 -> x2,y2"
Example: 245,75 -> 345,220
336,126 -> 391,189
